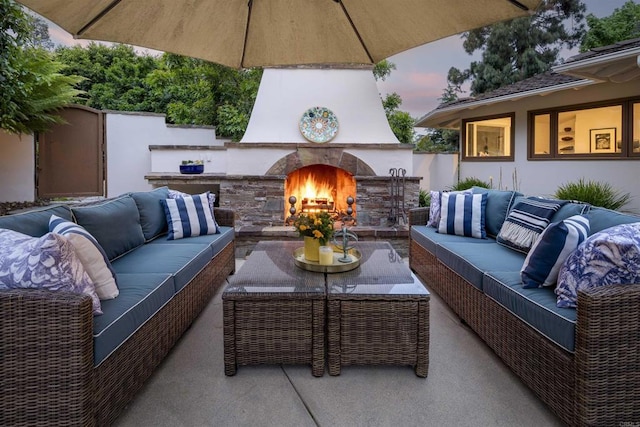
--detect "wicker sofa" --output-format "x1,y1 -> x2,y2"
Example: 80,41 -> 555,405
409,188 -> 640,427
0,188 -> 235,426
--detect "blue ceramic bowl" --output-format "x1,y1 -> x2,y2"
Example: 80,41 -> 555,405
179,164 -> 204,174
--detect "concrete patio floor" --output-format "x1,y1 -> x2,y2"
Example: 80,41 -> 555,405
112,258 -> 564,427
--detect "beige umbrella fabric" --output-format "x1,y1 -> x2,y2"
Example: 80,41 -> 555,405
18,0 -> 541,69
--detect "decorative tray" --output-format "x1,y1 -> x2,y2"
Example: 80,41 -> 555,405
299,106 -> 339,143
293,246 -> 361,273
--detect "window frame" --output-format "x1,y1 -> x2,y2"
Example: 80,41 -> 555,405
461,112 -> 515,162
528,97 -> 640,160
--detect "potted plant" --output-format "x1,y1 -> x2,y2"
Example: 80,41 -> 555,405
179,160 -> 204,174
293,211 -> 334,261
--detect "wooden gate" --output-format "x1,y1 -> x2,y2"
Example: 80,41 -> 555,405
37,105 -> 105,198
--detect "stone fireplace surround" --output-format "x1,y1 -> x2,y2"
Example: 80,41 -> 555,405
147,142 -> 420,257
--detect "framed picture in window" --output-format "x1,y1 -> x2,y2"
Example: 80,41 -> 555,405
590,128 -> 616,153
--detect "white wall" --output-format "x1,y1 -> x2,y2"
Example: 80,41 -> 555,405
242,68 -> 399,144
412,152 -> 458,192
454,79 -> 640,213
0,132 -> 35,202
106,112 -> 218,197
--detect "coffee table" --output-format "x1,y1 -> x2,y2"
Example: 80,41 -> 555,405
222,240 -> 429,377
222,241 -> 326,376
327,242 -> 430,377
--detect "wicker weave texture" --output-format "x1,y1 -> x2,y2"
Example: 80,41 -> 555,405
223,298 -> 325,377
327,296 -> 429,377
0,240 -> 235,427
409,221 -> 640,426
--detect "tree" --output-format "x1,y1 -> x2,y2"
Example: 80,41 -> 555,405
56,43 -> 159,111
448,0 -> 587,96
581,0 -> 640,51
0,0 -> 82,134
373,61 -> 415,144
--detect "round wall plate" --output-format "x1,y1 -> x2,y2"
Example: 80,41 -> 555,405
299,106 -> 339,143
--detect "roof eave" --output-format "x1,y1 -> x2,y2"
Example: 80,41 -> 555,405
416,79 -> 593,129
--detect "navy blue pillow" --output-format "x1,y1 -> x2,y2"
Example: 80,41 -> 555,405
521,215 -> 590,288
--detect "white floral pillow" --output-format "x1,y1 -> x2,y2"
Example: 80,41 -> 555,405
0,229 -> 102,315
556,222 -> 640,308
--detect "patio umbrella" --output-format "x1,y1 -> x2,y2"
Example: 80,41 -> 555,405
18,0 -> 541,69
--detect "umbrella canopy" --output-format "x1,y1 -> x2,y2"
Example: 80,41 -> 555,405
19,0 -> 541,69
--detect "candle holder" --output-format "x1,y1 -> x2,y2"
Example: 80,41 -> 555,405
332,225 -> 358,263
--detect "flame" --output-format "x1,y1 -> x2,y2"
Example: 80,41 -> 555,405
301,175 -> 333,202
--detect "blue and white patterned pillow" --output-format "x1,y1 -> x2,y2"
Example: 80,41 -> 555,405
168,189 -> 219,232
161,192 -> 218,240
49,215 -> 119,300
438,192 -> 487,239
427,189 -> 472,228
497,197 -> 567,254
0,228 -> 102,315
556,222 -> 640,308
521,215 -> 590,289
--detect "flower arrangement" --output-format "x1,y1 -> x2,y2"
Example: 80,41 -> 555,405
293,211 -> 334,245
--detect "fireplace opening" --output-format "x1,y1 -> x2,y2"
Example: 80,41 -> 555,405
285,164 -> 356,220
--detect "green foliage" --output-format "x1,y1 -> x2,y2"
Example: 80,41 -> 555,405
418,189 -> 431,208
554,178 -> 631,211
373,60 -> 396,81
581,1 -> 640,51
450,177 -> 491,191
415,129 -> 459,152
0,0 -> 82,134
448,0 -> 586,96
56,43 -> 159,111
381,92 -> 415,144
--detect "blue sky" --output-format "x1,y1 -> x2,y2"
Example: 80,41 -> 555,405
44,0 -> 633,119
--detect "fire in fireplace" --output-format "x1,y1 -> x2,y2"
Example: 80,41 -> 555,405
285,164 -> 356,220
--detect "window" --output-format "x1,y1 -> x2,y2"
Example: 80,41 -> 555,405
529,98 -> 639,159
462,113 -> 514,161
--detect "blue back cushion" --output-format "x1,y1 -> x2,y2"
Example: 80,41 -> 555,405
472,187 -> 521,238
130,187 -> 170,241
0,204 -> 72,237
71,196 -> 145,261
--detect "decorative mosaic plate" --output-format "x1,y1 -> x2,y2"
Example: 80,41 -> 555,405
299,106 -> 339,143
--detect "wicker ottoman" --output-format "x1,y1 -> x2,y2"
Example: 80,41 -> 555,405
327,242 -> 430,377
222,241 -> 326,377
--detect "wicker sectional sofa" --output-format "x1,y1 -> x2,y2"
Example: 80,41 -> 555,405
0,188 -> 235,426
409,188 -> 640,426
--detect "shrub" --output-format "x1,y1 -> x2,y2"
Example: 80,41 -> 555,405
554,178 -> 631,211
418,189 -> 430,207
450,177 -> 491,191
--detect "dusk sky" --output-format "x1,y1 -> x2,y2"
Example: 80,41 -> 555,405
43,0 -> 633,120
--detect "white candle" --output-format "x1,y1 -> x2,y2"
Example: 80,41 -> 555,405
319,246 -> 333,266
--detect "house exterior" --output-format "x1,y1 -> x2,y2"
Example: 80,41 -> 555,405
417,38 -> 640,213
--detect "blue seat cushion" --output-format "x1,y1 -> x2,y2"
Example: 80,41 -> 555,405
436,242 -> 525,290
0,204 -> 72,237
411,225 -> 494,254
93,273 -> 174,365
483,270 -> 577,352
111,243 -> 212,293
149,225 -> 234,257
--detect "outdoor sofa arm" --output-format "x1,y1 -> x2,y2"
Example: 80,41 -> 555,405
409,207 -> 429,226
574,283 -> 640,425
215,208 -> 235,227
0,289 -> 95,425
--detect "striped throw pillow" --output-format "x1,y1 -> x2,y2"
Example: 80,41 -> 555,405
161,192 -> 218,240
520,215 -> 590,289
49,214 -> 119,300
438,192 -> 487,239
